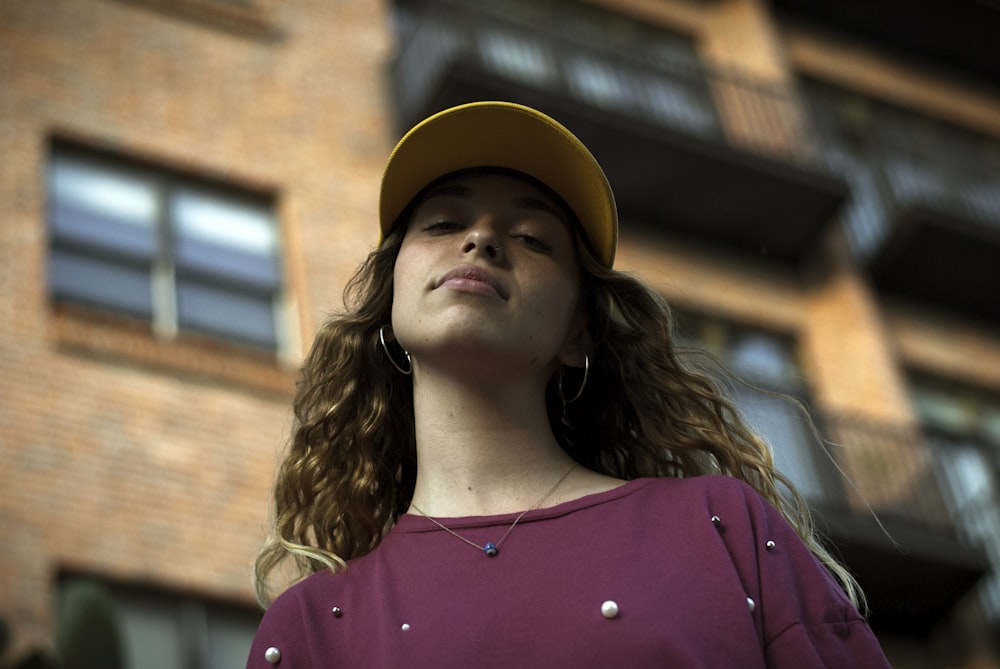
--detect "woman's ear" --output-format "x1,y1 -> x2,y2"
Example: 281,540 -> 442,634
557,309 -> 591,368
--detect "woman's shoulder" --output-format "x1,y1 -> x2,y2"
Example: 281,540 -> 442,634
260,568 -> 342,622
631,473 -> 765,506
248,570 -> 340,668
625,475 -> 785,532
545,473 -> 769,519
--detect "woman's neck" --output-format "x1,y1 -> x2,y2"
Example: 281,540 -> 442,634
407,369 -> 577,517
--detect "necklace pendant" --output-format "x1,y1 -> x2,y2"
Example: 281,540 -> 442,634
484,543 -> 498,557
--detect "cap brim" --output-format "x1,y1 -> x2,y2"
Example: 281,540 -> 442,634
379,101 -> 618,267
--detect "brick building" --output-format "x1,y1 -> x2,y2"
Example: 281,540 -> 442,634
1,0 -> 999,667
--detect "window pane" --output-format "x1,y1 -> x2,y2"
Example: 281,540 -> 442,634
644,77 -> 717,135
566,55 -> 633,109
728,332 -> 798,388
206,604 -> 262,669
935,440 -> 992,516
172,188 -> 279,287
175,239 -> 279,289
480,29 -> 557,88
676,313 -> 824,498
48,152 -> 157,318
106,586 -> 261,669
172,187 -> 281,350
176,280 -> 276,348
51,155 -> 158,224
114,591 -> 186,669
734,384 -> 828,499
51,202 -> 157,259
912,384 -> 977,433
50,155 -> 157,257
50,250 -> 153,318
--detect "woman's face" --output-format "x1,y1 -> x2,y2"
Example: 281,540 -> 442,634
391,172 -> 585,376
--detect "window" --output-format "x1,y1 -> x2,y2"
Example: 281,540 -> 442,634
58,577 -> 261,669
479,28 -> 558,88
48,144 -> 285,354
911,376 -> 1000,620
676,314 -> 836,501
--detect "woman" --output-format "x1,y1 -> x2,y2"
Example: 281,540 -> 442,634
247,101 -> 890,668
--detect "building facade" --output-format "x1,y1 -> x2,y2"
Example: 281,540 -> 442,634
2,0 -> 999,667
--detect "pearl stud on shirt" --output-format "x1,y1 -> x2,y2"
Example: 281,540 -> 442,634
601,600 -> 620,619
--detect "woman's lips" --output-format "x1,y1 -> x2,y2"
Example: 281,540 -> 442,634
436,265 -> 508,299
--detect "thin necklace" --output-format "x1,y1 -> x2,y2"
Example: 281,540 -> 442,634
409,465 -> 576,558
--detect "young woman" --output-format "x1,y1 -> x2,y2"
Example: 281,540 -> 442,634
247,101 -> 891,668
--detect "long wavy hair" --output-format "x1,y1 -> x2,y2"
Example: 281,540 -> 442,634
253,221 -> 864,611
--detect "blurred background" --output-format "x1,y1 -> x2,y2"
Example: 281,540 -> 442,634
1,0 -> 999,666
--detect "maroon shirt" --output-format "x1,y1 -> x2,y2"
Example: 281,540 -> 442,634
248,476 -> 890,668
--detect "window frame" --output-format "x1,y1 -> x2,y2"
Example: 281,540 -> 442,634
47,141 -> 288,357
673,310 -> 842,502
57,575 -> 262,669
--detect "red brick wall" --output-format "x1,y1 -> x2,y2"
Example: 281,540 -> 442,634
0,0 -> 393,659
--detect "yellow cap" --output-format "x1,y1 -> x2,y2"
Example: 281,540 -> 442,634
379,101 -> 618,267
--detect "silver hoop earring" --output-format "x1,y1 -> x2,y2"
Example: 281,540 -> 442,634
379,325 -> 412,375
558,353 -> 589,405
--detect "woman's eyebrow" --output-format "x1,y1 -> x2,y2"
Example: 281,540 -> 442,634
516,196 -> 570,223
420,184 -> 473,203
418,184 -> 569,223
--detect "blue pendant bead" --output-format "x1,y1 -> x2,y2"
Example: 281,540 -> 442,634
408,465 -> 576,559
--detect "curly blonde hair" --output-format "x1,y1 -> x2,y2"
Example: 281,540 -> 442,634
253,223 -> 863,611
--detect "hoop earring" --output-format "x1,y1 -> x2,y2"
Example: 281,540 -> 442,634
558,353 -> 589,405
379,325 -> 412,375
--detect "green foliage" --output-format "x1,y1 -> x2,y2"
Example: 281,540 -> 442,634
55,580 -> 125,669
2,579 -> 127,669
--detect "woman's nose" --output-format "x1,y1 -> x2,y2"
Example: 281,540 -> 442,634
462,225 -> 503,260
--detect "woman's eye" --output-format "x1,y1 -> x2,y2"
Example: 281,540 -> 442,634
421,220 -> 462,233
514,234 -> 553,253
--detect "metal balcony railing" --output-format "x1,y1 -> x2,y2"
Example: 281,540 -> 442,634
392,0 -> 822,168
925,431 -> 1000,623
804,81 -> 1000,263
818,412 -> 955,535
813,412 -> 990,633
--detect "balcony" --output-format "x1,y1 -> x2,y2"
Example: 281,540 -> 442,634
390,0 -> 848,264
774,0 -> 1000,86
805,81 -> 1000,324
811,413 -> 989,637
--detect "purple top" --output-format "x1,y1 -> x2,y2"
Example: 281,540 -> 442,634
247,476 -> 890,668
